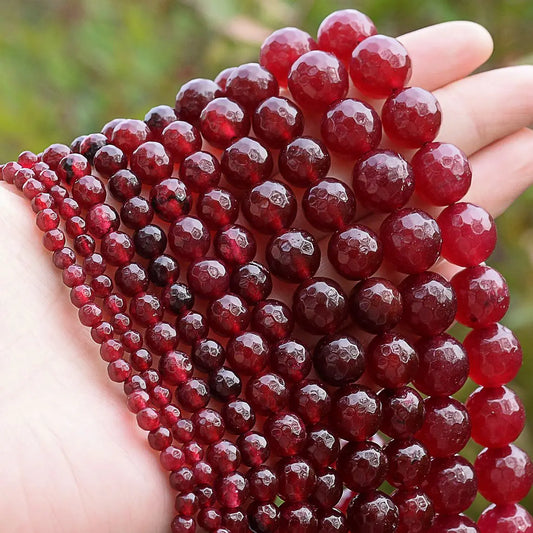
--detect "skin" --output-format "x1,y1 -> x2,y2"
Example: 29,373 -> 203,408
0,20 -> 532,533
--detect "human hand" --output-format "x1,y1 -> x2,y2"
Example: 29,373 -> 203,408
0,19 -> 532,533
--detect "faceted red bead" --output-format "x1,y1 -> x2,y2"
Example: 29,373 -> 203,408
177,311 -> 208,345
385,438 -> 430,489
79,133 -> 107,162
279,136 -> 330,188
222,399 -> 255,435
230,261 -> 272,305
42,143 -> 70,170
321,98 -> 381,157
160,446 -> 185,471
129,293 -> 163,327
238,432 -> 270,468
478,503 -> 533,533
101,231 -> 135,266
412,142 -> 472,205
429,514 -> 479,532
133,224 -> 167,259
277,456 -> 317,502
36,208 -> 60,231
291,380 -> 331,425
272,338 -> 312,383
318,509 -> 347,533
463,323 -> 522,386
416,396 -> 471,458
144,104 -> 177,139
260,27 -> 317,86
346,491 -> 399,533
248,464 -> 279,502
214,224 -> 256,266
159,350 -> 193,385
111,119 -> 151,156
466,386 -> 525,448
197,187 -> 238,229
279,502 -> 319,533
206,439 -> 241,474
115,263 -> 149,296
53,247 -> 76,269
187,258 -> 229,300
246,372 -> 289,416
392,489 -> 434,533
293,277 -> 348,334
107,359 -> 132,382
379,386 -> 425,439
304,426 -> 340,469
337,441 -> 388,492
214,66 -> 235,91
216,471 -> 249,509
175,78 -> 222,125
22,178 -> 45,199
252,299 -> 294,343
161,120 -> 202,164
414,334 -> 469,396
70,284 -> 95,308
199,97 -> 250,149
150,178 -> 191,223
353,149 -> 414,212
148,254 -> 179,287
264,412 -> 307,457
71,175 -> 106,208
43,228 -> 66,251
192,408 -> 225,444
56,153 -> 91,185
288,50 -> 349,110
311,468 -> 342,509
145,321 -> 177,355
317,9 -> 377,64
227,332 -> 270,376
207,293 -> 250,337
332,385 -> 382,442
178,151 -> 220,194
130,141 -> 173,185
248,502 -> 280,533
109,169 -> 141,202
380,208 -> 441,274
176,378 -> 210,412
168,216 -> 211,261
382,87 -> 442,148
451,265 -> 510,328
86,203 -> 120,238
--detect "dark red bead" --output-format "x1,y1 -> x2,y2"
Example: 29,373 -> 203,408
392,489 -> 434,533
70,284 -> 94,307
176,378 -> 210,412
207,293 -> 250,337
130,349 -> 153,372
272,338 -> 312,383
209,367 -> 242,402
74,234 -> 96,257
144,104 -> 177,138
130,141 -> 173,185
43,228 -> 66,251
291,380 -> 331,425
120,196 -> 154,229
148,426 -> 173,451
192,408 -> 225,444
177,311 -> 209,345
338,441 -> 388,492
214,224 -> 256,266
312,468 -> 342,509
159,350 -> 193,385
162,282 -> 194,316
162,120 -> 202,164
72,175 -> 106,208
86,203 -> 120,238
150,178 -> 191,223
111,119 -> 151,156
191,338 -> 225,373
107,359 -> 132,382
264,412 -> 307,457
248,501 -> 280,533
101,118 -> 125,141
385,438 -> 430,489
216,471 -> 249,509
347,490 -> 399,533
252,299 -> 294,343
197,187 -> 239,229
79,133 -> 107,162
279,503 -> 318,532
222,399 -> 256,435
57,153 -> 90,184
206,439 -> 241,474
178,150 -> 220,194
187,258 -> 229,300
148,254 -> 180,287
145,321 -> 177,355
319,509 -> 347,533
133,224 -> 167,259
129,293 -> 163,327
115,263 -> 149,296
169,216 -> 210,261
238,432 -> 270,467
246,372 -> 289,415
175,78 -> 222,125
248,464 -> 279,502
42,143 -> 70,171
227,332 -> 270,376
230,261 -> 272,304
277,456 -> 316,502
109,169 -> 141,202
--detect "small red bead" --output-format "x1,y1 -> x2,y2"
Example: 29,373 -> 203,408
144,104 -> 177,139
200,97 -> 250,149
129,293 -> 163,327
338,441 -> 388,492
379,386 -> 425,439
86,203 -> 120,238
264,412 -> 307,457
246,372 -> 289,416
227,332 -> 270,376
72,174 -> 106,208
101,231 -> 135,266
162,120 -> 202,164
385,439 -> 431,490
252,299 -> 294,343
169,216 -> 211,261
272,338 -> 312,383
207,293 -> 250,337
109,169 -> 141,202
392,489 -> 434,533
230,261 -> 272,305
111,119 -> 151,156
197,187 -> 239,229
120,196 -> 154,229
238,432 -> 270,468
214,224 -> 256,266
278,456 -> 316,502
160,446 -> 185,471
57,153 -> 91,185
107,359 -> 132,382
292,380 -> 331,425
279,136 -> 330,187
187,258 -> 229,300
43,228 -> 66,251
175,78 -> 222,125
42,144 -> 71,171
347,490 -> 398,533
130,141 -> 173,185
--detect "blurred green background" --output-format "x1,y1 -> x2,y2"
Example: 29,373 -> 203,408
1,0 -> 532,518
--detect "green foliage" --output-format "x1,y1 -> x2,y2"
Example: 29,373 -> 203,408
1,0 -> 532,518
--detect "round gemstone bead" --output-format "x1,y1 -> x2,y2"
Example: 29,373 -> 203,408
214,224 -> 256,266
399,272 -> 457,336
225,62 -> 279,111
266,228 -> 320,283
230,261 -> 272,305
321,98 -> 381,157
221,137 -> 273,190
317,9 -> 377,64
353,149 -> 414,212
177,311 -> 208,345
451,265 -> 510,328
366,332 -> 418,388
412,142 -> 472,205
161,121 -> 202,163
379,386 -> 425,439
478,503 -> 533,533
248,465 -> 280,502
429,514 -> 479,532
111,119 -> 150,156
216,471 -> 249,509
144,104 -> 177,138
260,27 -> 317,86
207,293 -> 250,337
187,258 -> 229,300
350,35 -> 411,98
227,332 -> 270,376
328,225 -> 382,281
311,468 -> 342,509
85,203 -> 120,238
150,178 -> 191,223
438,202 -> 497,267
162,282 -> 194,315
72,175 -> 106,208
175,78 -> 222,125
338,441 -> 388,492
148,254 -> 179,287
176,378 -> 210,412
214,66 -> 235,90
133,224 -> 167,259
191,338 -> 225,373
277,456 -> 317,503
79,133 -> 107,162
279,502 -> 319,532
347,490 -> 399,533
178,150 -> 220,193
93,145 -> 127,177
199,97 -> 250,149
264,412 -> 307,457
129,293 -> 163,327
385,438 -> 430,489
57,153 -> 91,185
293,277 -> 348,334
380,208 -> 441,274
288,50 -> 348,110
238,432 -> 270,468
242,179 -> 297,233
197,187 -> 239,229
349,279 -> 402,333
101,231 -> 135,266
192,408 -> 225,444
248,502 -> 279,533
304,426 -> 340,469
246,372 -> 289,416
222,399 -> 255,435
109,169 -> 141,202
392,489 -> 434,533
209,366 -> 242,401
319,509 -> 347,533
463,323 -> 522,386
332,385 -> 382,442
313,334 -> 365,386
291,380 -> 331,425
423,455 -> 477,514
169,216 -> 210,261
414,334 -> 469,396
271,338 -> 311,383
253,96 -> 304,148
466,386 -> 525,448
303,178 -> 356,232
120,196 -> 154,229
114,263 -> 149,296
416,396 -> 470,458
42,143 -> 70,170
279,136 -> 330,188
252,299 -> 294,342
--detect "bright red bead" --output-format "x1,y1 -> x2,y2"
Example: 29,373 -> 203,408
175,78 -> 223,125
130,141 -> 173,185
478,503 -> 533,533
111,119 -> 151,156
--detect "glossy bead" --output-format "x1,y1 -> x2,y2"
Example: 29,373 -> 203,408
133,224 -> 167,259
277,456 -> 316,502
288,50 -> 348,110
366,332 -> 418,388
414,334 -> 468,396
85,203 -> 120,238
111,119 -> 150,156
248,502 -> 279,533
248,465 -> 279,502
191,338 -> 225,373
346,490 -> 399,533
291,380 -> 331,425
187,258 -> 229,300
208,367 -> 242,402
399,272 -> 456,336
392,489 -> 434,533
199,97 -> 250,149
109,169 -> 141,202
221,509 -> 248,532
70,284 -> 94,308
293,277 -> 347,334
332,385 -> 382,442
313,334 -> 364,386
242,179 -> 297,233
412,142 -> 472,205
177,311 -> 208,345
120,196 -> 154,229
252,299 -> 294,342
174,491 -> 199,517
321,98 -> 381,157
144,104 -> 177,138
279,136 -> 330,187
78,133 -> 107,162
43,228 -> 66,251
279,502 -> 319,532
206,440 -> 241,474
424,455 -> 477,514
216,471 -> 249,509
158,350 -> 193,385
160,446 -> 186,471
271,339 -> 311,383
312,468 -> 342,509
71,175 -> 106,208
42,143 -> 70,170
162,282 -> 194,316
230,261 -> 272,305
246,372 -> 289,415
317,9 -> 377,64
162,120 -> 202,163
380,208 -> 441,274
225,62 -> 278,111
264,412 -> 307,457
192,408 -> 225,444
169,216 -> 210,261
130,349 -> 152,371
238,432 -> 270,467
463,323 -> 522,386
178,150 -> 220,193
353,149 -> 414,212
338,441 -> 388,492
115,263 -> 149,296
129,293 -> 163,327
214,224 -> 256,266
478,503 -> 533,533
349,279 -> 402,334
452,265 -> 510,328
176,378 -> 210,412
170,515 -> 195,533
416,396 -> 470,458
197,507 -> 222,531
303,178 -> 356,231
260,27 -> 317,86
214,66 -> 235,91
197,187 -> 239,229
207,293 -> 250,337
466,386 -> 525,448
385,438 -> 430,489
57,153 -> 91,184
145,321 -> 177,355
175,78 -> 222,125
150,178 -> 191,223
101,118 -> 124,141
101,231 -> 135,266
148,254 -> 179,287
318,509 -> 348,533
304,426 -> 340,469
222,399 -> 255,435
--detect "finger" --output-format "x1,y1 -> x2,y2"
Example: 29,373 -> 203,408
464,128 -> 533,217
435,65 -> 533,155
398,21 -> 493,90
